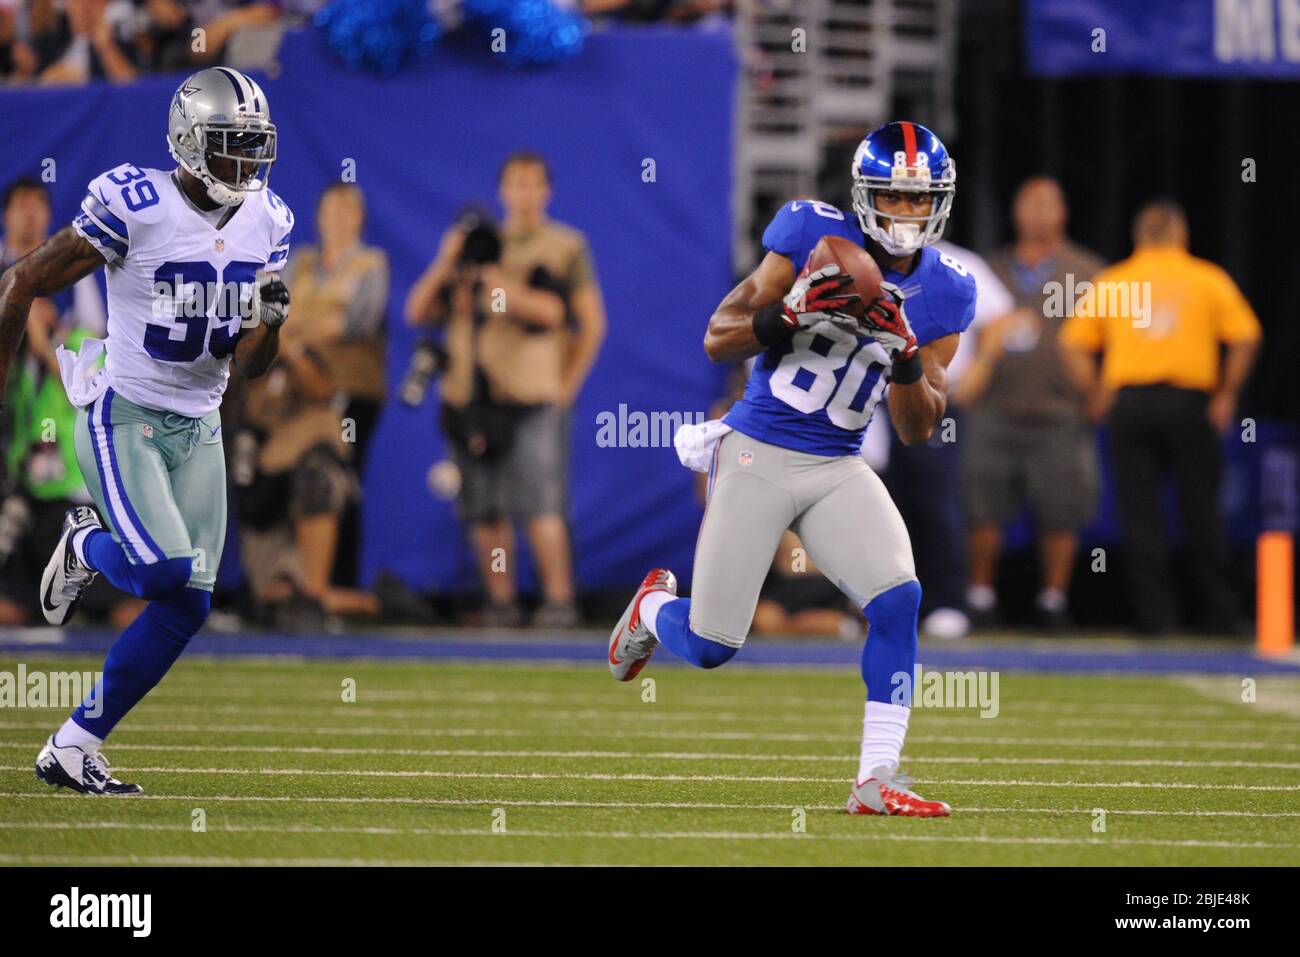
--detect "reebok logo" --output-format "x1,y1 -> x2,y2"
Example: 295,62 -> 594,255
50,886 -> 151,937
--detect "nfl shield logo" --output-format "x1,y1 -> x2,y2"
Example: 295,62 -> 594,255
141,424 -> 154,438
738,450 -> 753,467
214,238 -> 225,253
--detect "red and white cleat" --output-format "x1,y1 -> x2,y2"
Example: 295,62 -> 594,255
846,766 -> 951,817
607,568 -> 677,682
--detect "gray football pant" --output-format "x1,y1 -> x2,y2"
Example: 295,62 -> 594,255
689,429 -> 917,648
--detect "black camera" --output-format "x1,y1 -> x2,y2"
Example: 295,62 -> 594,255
456,207 -> 502,266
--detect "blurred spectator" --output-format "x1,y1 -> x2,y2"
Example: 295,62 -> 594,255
0,0 -> 39,79
35,0 -> 138,84
960,177 -> 1104,630
236,183 -> 426,627
1059,200 -> 1261,635
4,0 -> 285,81
185,0 -> 282,66
130,0 -> 196,73
406,151 -> 606,628
0,176 -> 140,627
880,239 -> 1015,641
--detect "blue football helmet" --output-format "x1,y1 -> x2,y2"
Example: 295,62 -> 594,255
850,121 -> 956,256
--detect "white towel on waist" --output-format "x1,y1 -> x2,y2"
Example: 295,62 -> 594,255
55,338 -> 110,408
673,418 -> 733,473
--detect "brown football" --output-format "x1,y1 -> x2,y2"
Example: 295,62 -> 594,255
803,234 -> 884,321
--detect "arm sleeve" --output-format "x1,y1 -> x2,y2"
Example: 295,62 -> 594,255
265,229 -> 291,274
1211,268 -> 1262,344
264,190 -> 295,273
761,202 -> 810,261
72,173 -> 132,265
955,282 -> 977,335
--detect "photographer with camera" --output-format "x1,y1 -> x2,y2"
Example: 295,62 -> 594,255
405,152 -> 606,628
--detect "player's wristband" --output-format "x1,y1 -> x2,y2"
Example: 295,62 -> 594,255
890,352 -> 923,385
752,302 -> 794,347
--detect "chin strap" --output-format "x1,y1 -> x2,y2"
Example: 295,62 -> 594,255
205,185 -> 243,207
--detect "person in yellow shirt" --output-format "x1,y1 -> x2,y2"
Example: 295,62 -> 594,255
1058,200 -> 1261,634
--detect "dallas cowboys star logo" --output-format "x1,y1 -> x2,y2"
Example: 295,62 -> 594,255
172,81 -> 201,117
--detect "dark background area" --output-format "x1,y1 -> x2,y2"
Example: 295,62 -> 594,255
950,0 -> 1298,424
807,0 -> 1299,629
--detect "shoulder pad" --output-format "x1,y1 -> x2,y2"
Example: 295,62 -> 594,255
762,199 -> 857,264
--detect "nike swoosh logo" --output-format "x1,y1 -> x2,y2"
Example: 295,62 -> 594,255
790,202 -> 804,211
209,425 -> 221,438
41,574 -> 63,617
609,626 -> 625,666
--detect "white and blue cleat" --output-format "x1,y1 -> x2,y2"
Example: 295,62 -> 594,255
35,735 -> 143,796
39,506 -> 102,627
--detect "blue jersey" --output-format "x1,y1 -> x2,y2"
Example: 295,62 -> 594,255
724,200 -> 977,456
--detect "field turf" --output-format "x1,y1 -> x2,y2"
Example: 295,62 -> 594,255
0,652 -> 1298,866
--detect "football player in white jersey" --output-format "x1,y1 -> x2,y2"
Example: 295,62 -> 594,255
0,67 -> 293,794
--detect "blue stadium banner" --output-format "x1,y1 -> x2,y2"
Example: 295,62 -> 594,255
0,26 -> 736,595
1026,0 -> 1300,78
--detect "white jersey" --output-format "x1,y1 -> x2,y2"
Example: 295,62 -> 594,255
72,163 -> 293,417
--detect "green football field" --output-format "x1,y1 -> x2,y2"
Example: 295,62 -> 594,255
1,652 -> 1298,866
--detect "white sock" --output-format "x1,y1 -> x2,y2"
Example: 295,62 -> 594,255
54,718 -> 103,754
71,527 -> 94,567
857,701 -> 910,783
638,591 -> 674,638
966,584 -> 996,612
1037,587 -> 1067,613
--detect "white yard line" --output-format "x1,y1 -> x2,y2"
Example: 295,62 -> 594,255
1,791 -> 1295,816
1178,676 -> 1300,719
130,685 -> 1271,717
0,720 -> 1296,752
1,740 -> 1296,771
0,702 -> 1293,732
2,764 -> 1297,789
0,830 -> 1291,851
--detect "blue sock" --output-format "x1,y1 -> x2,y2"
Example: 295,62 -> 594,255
73,587 -> 211,739
861,580 -> 921,705
653,598 -> 738,669
83,529 -> 193,600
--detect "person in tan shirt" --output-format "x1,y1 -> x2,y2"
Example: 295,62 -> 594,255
406,152 -> 607,628
238,184 -> 423,625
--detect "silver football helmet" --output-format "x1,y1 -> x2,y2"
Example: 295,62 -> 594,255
167,67 -> 277,207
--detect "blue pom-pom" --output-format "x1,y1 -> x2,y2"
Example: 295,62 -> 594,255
462,0 -> 587,66
314,0 -> 440,76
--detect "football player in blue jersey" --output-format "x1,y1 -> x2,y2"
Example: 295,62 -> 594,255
608,121 -> 976,816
